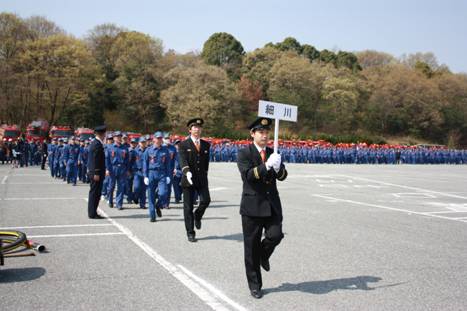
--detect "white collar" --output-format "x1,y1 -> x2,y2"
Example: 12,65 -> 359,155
253,142 -> 266,154
95,136 -> 103,144
190,136 -> 200,144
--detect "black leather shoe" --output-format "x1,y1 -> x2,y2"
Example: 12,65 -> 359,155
108,202 -> 114,208
150,217 -> 156,222
195,218 -> 201,230
250,289 -> 263,299
156,208 -> 162,218
187,235 -> 197,242
260,256 -> 270,272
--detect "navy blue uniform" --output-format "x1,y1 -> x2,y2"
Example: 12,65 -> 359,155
143,144 -> 169,220
106,143 -> 130,209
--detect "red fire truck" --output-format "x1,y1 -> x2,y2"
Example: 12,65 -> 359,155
26,120 -> 49,142
75,128 -> 95,141
0,124 -> 21,143
49,126 -> 74,139
127,132 -> 142,141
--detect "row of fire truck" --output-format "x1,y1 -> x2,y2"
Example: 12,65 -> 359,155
0,121 -> 94,143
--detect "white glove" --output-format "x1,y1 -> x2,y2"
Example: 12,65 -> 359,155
271,153 -> 282,172
265,156 -> 275,171
166,176 -> 171,184
186,171 -> 193,185
144,177 -> 149,186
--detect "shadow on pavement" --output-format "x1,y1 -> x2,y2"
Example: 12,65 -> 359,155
0,267 -> 46,283
264,276 -> 403,295
158,216 -> 230,222
197,233 -> 244,242
108,214 -> 229,221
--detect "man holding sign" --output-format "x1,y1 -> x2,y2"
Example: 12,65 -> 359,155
237,117 -> 288,299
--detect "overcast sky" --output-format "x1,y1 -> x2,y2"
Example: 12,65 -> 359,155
2,0 -> 466,73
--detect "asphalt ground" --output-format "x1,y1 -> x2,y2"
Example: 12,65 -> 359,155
1,163 -> 467,311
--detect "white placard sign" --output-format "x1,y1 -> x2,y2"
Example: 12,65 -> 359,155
258,100 -> 298,122
257,100 -> 298,153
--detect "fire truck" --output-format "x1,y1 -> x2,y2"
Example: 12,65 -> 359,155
127,132 -> 142,141
26,120 -> 49,142
49,126 -> 74,139
74,128 -> 95,141
0,124 -> 21,143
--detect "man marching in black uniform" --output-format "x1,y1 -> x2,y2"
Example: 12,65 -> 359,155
237,117 -> 288,299
178,118 -> 211,242
87,125 -> 107,219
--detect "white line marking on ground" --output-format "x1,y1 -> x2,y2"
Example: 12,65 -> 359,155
96,206 -> 247,311
8,174 -> 48,176
1,224 -> 113,230
313,194 -> 467,224
352,185 -> 384,189
422,211 -> 467,214
315,179 -> 336,183
392,193 -> 437,199
1,175 -> 7,184
178,265 -> 248,311
319,184 -> 348,188
424,202 -> 467,212
28,232 -> 125,238
452,217 -> 467,220
336,174 -> 467,200
290,174 -> 334,179
4,182 -> 70,185
2,197 -> 87,201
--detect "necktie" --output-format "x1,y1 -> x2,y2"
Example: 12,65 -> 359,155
260,149 -> 266,163
195,140 -> 200,152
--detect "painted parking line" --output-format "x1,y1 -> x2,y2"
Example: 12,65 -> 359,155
95,205 -> 247,311
28,232 -> 125,238
1,224 -> 113,230
2,182 -> 71,185
1,197 -> 87,201
313,194 -> 467,224
1,175 -> 7,184
6,174 -> 50,176
336,174 -> 467,200
392,192 -> 437,199
423,211 -> 467,214
178,264 -> 248,311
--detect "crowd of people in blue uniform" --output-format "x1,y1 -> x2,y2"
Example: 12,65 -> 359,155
2,137 -> 467,172
0,132 -> 466,215
209,143 -> 467,165
1,134 -> 466,211
42,131 -> 184,213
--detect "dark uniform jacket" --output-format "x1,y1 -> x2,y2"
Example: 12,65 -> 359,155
178,138 -> 210,188
237,144 -> 288,218
87,138 -> 105,177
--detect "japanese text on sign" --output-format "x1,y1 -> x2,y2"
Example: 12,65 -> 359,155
258,100 -> 297,122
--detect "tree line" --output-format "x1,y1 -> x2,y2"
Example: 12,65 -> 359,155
1,12 -> 466,147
